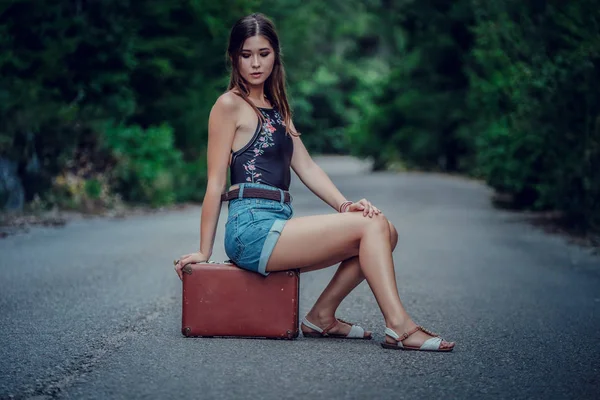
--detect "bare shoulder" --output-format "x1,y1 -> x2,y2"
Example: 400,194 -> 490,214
212,91 -> 243,113
209,92 -> 245,132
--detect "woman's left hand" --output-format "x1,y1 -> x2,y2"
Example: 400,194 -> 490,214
173,251 -> 208,280
347,198 -> 382,218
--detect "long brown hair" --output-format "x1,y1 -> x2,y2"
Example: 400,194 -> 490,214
226,13 -> 299,136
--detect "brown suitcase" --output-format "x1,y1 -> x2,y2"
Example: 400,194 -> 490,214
181,261 -> 300,339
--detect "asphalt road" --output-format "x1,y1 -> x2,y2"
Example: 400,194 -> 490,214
1,156 -> 599,400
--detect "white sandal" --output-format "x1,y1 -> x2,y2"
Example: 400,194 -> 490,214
381,326 -> 455,352
301,317 -> 372,339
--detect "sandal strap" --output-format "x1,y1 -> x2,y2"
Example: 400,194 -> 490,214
347,324 -> 366,338
303,316 -> 363,337
302,317 -> 340,336
421,337 -> 443,350
301,317 -> 324,333
336,318 -> 354,326
385,326 -> 440,342
321,320 -> 339,336
417,326 -> 439,337
398,326 -> 421,341
384,327 -> 400,340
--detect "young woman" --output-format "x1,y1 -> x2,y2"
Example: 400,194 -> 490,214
175,13 -> 455,352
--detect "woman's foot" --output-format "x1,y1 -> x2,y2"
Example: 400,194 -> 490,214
302,312 -> 372,339
384,321 -> 455,351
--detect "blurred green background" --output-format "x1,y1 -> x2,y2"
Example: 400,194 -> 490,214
1,0 -> 599,233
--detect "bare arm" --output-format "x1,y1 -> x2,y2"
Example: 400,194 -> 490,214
175,94 -> 238,278
199,94 -> 239,258
290,122 -> 381,217
289,127 -> 348,213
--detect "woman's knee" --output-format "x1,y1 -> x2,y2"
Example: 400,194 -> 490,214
360,213 -> 390,235
388,220 -> 399,249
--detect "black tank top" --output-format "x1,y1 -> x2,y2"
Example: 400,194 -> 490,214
230,107 -> 294,191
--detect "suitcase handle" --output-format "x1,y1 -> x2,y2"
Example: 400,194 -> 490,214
173,259 -> 233,266
173,259 -> 235,275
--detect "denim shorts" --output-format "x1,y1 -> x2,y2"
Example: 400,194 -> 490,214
224,183 -> 294,276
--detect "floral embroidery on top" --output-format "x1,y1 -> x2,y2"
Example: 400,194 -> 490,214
272,109 -> 286,126
243,109 -> 279,183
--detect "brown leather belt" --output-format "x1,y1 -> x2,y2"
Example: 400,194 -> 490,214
221,188 -> 292,203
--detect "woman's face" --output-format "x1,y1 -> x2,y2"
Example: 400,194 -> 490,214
238,35 -> 275,87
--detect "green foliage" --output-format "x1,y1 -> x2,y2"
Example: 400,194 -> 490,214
0,0 -> 250,208
0,0 -> 137,201
102,124 -> 183,207
39,172 -> 117,212
346,0 -> 600,232
1,0 -> 599,232
469,0 -> 600,230
347,0 -> 475,172
84,179 -> 103,200
262,0 -> 389,154
125,1 -> 251,155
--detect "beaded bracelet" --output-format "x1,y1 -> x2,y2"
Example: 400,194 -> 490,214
338,201 -> 352,213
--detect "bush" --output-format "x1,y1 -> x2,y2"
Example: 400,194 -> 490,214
102,123 -> 185,207
469,1 -> 600,231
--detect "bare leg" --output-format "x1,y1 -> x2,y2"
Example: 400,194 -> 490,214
266,213 -> 454,349
302,221 -> 399,336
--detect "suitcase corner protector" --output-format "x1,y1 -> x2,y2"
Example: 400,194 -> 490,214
182,327 -> 192,336
286,330 -> 299,339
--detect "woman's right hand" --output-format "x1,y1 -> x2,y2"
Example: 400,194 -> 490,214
173,251 -> 208,281
347,198 -> 382,218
